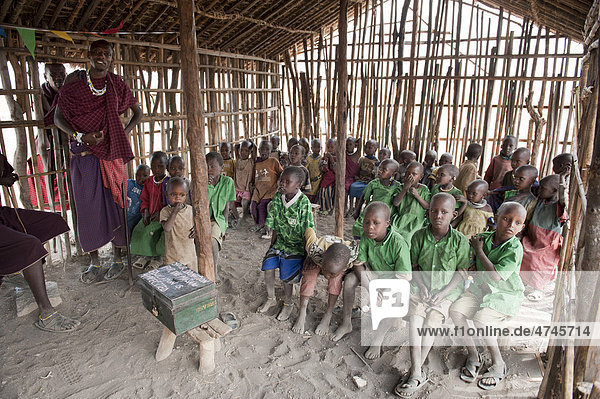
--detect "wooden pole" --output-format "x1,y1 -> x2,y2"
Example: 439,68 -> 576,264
335,0 -> 348,238
177,0 -> 215,283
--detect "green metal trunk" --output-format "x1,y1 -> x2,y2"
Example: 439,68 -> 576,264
138,263 -> 217,335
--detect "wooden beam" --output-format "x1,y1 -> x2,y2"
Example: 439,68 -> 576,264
33,1 -> 51,27
177,0 -> 215,283
203,0 -> 262,43
76,0 -> 103,30
334,0 -> 348,238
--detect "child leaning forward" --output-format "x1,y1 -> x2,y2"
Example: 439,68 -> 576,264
258,166 -> 315,321
291,227 -> 359,335
449,201 -> 527,391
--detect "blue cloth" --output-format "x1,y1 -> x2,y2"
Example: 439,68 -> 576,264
261,247 -> 304,283
349,181 -> 368,198
127,179 -> 143,234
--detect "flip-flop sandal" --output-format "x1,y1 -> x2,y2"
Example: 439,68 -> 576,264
104,262 -> 125,281
219,312 -> 240,330
80,264 -> 101,284
394,373 -> 428,397
132,257 -> 149,269
477,364 -> 507,390
35,312 -> 81,333
527,290 -> 544,302
460,353 -> 483,383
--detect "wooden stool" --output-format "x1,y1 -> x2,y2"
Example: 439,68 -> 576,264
155,318 -> 232,374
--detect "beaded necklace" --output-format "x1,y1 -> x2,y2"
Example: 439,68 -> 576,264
469,199 -> 488,209
86,70 -> 107,96
153,175 -> 166,184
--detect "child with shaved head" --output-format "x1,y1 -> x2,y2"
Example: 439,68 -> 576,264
484,135 -> 517,190
391,161 -> 431,239
352,158 -> 400,239
450,201 -> 527,391
431,164 -> 465,210
395,193 -> 470,396
160,177 -> 197,271
455,143 -> 482,193
259,166 -> 315,321
500,147 -> 530,187
396,149 -> 417,183
504,165 -> 538,220
520,174 -> 568,301
453,179 -> 494,238
292,228 -> 359,335
421,149 -> 437,188
332,202 -> 411,361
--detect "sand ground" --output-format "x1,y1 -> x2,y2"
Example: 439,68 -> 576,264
1,213 -> 550,399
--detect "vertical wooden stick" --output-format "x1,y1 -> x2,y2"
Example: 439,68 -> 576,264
335,0 -> 349,238
177,0 -> 215,281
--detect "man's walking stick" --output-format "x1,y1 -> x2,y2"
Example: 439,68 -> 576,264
121,179 -> 133,285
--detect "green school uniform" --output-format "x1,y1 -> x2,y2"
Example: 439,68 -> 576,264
208,175 -> 236,235
468,231 -> 524,316
410,226 -> 470,301
265,191 -> 315,255
352,178 -> 401,237
431,184 -> 463,210
357,228 -> 411,273
390,184 -> 431,240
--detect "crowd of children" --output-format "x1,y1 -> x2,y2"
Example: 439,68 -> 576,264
121,133 -> 570,395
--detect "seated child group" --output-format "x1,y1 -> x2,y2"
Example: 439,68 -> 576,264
125,134 -> 570,395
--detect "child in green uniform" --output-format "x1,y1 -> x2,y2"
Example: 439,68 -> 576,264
431,164 -> 465,210
352,159 -> 400,238
449,202 -> 527,391
391,161 -> 431,239
504,164 -> 538,221
395,193 -> 470,397
332,202 -> 411,361
258,166 -> 315,321
206,152 -> 236,281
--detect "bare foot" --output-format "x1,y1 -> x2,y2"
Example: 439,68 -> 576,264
315,314 -> 332,335
292,312 -> 306,334
277,303 -> 294,321
257,297 -> 277,313
364,345 -> 381,360
331,320 -> 352,341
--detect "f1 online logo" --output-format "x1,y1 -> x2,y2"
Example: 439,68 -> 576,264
369,279 -> 410,329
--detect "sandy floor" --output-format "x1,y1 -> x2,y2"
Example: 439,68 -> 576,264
1,213 -> 551,399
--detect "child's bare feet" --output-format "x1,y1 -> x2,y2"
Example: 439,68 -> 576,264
276,303 -> 294,321
315,314 -> 332,335
257,297 -> 277,313
331,320 -> 352,341
364,345 -> 381,360
292,312 -> 306,334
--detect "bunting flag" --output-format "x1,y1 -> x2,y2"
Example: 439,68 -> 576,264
51,30 -> 74,43
0,26 -> 6,38
16,28 -> 35,58
101,20 -> 124,35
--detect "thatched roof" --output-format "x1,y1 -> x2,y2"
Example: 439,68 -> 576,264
0,0 -> 591,58
480,0 -> 591,41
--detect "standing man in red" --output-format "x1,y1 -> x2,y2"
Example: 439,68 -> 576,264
45,40 -> 142,283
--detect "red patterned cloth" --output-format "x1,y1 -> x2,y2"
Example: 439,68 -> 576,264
100,158 -> 126,208
44,70 -> 137,163
44,70 -> 137,209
